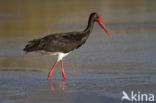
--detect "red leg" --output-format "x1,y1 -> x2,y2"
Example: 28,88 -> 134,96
61,59 -> 66,80
48,61 -> 58,80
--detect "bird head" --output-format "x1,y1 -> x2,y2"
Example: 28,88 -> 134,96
91,12 -> 112,38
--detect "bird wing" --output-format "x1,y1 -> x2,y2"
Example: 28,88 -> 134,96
24,32 -> 88,53
42,32 -> 87,53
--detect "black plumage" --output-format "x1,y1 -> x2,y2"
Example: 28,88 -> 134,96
24,32 -> 89,53
23,13 -> 98,54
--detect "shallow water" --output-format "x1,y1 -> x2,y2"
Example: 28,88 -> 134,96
0,0 -> 156,103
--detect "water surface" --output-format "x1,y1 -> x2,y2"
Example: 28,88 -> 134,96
0,0 -> 156,103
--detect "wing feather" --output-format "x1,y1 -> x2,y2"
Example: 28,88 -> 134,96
24,32 -> 88,53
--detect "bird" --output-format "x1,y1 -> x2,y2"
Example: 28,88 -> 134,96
23,12 -> 112,80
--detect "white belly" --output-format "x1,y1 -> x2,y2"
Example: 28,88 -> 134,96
56,52 -> 71,62
39,51 -> 71,61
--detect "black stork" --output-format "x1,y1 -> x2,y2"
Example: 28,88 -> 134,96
23,12 -> 112,80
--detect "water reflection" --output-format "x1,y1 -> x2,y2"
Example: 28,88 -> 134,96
48,80 -> 66,92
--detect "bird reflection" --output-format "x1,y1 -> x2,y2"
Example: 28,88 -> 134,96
48,79 -> 66,92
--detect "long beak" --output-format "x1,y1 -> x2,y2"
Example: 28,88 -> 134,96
97,15 -> 112,38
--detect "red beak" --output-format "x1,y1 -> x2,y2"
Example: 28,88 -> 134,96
97,15 -> 112,38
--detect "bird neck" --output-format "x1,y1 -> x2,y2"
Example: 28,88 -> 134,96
83,17 -> 95,34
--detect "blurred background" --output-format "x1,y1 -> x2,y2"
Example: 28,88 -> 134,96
0,0 -> 156,103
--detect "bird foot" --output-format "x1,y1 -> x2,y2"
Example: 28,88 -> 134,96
48,72 -> 52,80
62,72 -> 66,80
48,76 -> 51,80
